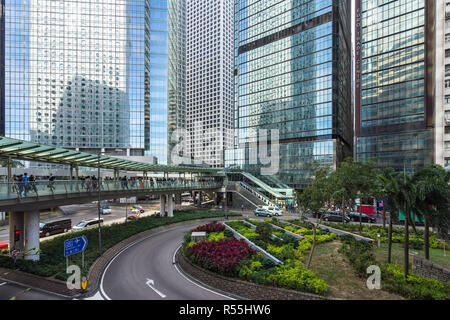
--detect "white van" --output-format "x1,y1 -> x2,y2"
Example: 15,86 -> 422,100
261,206 -> 283,216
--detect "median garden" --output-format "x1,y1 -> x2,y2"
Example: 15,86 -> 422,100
182,217 -> 450,300
183,219 -> 331,296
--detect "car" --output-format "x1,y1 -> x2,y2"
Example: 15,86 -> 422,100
100,206 -> 112,215
127,210 -> 141,220
261,206 -> 283,216
321,211 -> 350,223
130,205 -> 145,213
40,219 -> 72,238
349,211 -> 376,223
183,197 -> 194,203
254,208 -> 273,217
0,242 -> 8,250
71,218 -> 103,232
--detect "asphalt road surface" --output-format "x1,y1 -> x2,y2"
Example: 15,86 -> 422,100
99,223 -> 234,300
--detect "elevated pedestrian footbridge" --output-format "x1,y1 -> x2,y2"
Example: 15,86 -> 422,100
0,137 -> 226,261
0,180 -> 224,212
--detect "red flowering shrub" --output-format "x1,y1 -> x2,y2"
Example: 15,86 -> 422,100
186,238 -> 257,275
191,223 -> 225,233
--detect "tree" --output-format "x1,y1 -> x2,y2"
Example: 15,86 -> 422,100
377,168 -> 402,264
397,170 -> 416,276
328,158 -> 378,233
297,162 -> 333,219
413,165 -> 450,260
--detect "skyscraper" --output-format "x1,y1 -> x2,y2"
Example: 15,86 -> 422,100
226,0 -> 353,189
185,0 -> 234,168
1,0 -> 186,165
147,0 -> 187,165
355,0 -> 435,174
434,0 -> 450,169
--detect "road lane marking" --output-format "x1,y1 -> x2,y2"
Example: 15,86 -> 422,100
172,245 -> 235,300
100,224 -> 234,301
146,278 -> 166,298
0,282 -> 6,286
100,225 -> 197,300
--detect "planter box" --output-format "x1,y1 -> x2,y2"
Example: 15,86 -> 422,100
191,231 -> 207,242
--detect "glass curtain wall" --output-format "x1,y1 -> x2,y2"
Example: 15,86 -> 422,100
227,0 -> 352,189
4,0 -> 146,155
356,0 -> 433,174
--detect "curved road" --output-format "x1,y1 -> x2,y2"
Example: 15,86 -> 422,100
100,223 -> 234,300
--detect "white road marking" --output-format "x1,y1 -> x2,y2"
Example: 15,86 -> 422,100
0,282 -> 6,287
100,224 -> 235,301
83,291 -> 105,300
145,278 -> 166,298
172,244 -> 235,300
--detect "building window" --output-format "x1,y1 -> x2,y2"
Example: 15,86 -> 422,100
445,158 -> 450,167
445,95 -> 450,104
445,142 -> 450,150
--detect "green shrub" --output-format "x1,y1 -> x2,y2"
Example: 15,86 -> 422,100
207,232 -> 225,242
224,229 -> 234,238
383,264 -> 450,300
255,223 -> 272,243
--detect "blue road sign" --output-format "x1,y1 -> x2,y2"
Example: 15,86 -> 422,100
64,235 -> 88,257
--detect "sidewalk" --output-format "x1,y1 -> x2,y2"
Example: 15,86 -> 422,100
0,267 -> 79,298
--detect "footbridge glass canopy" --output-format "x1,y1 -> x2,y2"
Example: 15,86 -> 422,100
0,137 -> 221,174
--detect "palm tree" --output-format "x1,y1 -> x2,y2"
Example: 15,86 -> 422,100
413,165 -> 449,260
377,168 -> 402,264
398,171 -> 416,276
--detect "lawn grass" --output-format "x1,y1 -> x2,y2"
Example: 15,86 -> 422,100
373,242 -> 450,271
307,241 -> 404,300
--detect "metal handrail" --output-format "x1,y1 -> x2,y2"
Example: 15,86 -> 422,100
0,180 -> 223,201
238,181 -> 277,207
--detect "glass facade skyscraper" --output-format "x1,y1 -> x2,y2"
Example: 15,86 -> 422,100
3,0 -> 145,155
355,0 -> 435,174
1,0 -> 186,165
226,0 -> 353,189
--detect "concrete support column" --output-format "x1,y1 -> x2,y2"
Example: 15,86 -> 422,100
69,165 -> 73,181
160,194 -> 166,217
24,210 -> 40,261
75,165 -> 79,180
9,212 -> 24,251
195,192 -> 201,206
168,194 -> 174,218
175,193 -> 182,205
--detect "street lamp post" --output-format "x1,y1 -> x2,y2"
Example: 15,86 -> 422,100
98,152 -> 102,253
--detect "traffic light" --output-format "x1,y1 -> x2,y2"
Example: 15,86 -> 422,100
14,227 -> 21,243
